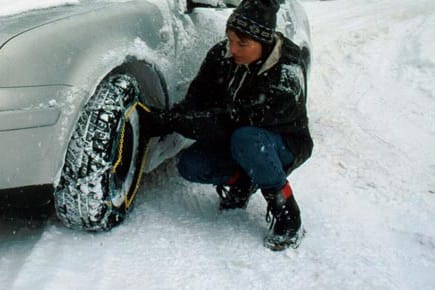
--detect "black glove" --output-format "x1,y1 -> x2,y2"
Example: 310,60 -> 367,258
171,108 -> 233,141
141,108 -> 174,137
143,104 -> 233,141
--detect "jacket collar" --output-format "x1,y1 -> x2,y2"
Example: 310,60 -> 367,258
224,33 -> 282,75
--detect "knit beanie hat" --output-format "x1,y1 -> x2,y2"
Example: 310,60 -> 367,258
226,0 -> 280,44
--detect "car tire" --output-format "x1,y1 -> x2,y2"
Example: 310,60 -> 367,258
54,74 -> 149,231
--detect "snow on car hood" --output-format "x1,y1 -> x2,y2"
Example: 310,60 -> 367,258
0,0 -> 129,50
0,0 -> 80,17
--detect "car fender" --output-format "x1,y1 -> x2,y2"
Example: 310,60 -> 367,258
0,1 -> 175,189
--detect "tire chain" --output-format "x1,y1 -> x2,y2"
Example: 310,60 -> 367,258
55,75 -> 140,231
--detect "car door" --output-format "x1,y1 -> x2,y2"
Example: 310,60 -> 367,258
163,0 -> 240,106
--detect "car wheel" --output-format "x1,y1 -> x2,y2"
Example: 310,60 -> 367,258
54,74 -> 149,231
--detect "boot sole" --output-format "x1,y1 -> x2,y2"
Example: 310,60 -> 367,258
264,226 -> 306,251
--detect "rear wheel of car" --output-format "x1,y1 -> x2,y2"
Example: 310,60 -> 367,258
54,74 -> 149,231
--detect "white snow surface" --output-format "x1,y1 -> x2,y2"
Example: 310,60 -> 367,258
1,0 -> 435,289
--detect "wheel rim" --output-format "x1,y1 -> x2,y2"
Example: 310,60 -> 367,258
110,109 -> 140,208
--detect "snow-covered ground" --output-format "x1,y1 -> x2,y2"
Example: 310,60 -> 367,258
1,0 -> 435,289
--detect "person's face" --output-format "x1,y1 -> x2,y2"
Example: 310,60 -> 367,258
227,29 -> 263,65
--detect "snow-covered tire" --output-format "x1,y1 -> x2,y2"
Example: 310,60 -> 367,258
54,74 -> 148,231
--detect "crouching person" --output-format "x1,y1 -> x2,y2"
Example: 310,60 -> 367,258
142,0 -> 313,251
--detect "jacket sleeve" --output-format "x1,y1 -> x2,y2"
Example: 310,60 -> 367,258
236,63 -> 307,132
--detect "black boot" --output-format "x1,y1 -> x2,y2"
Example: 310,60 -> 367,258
216,171 -> 257,210
262,181 -> 304,251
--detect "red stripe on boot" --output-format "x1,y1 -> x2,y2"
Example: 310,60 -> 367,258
226,169 -> 241,185
281,181 -> 293,200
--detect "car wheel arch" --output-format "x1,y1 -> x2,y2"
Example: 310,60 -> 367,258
56,56 -> 169,176
109,57 -> 169,110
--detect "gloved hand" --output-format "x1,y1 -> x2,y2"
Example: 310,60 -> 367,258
143,104 -> 234,141
171,108 -> 234,141
141,108 -> 174,137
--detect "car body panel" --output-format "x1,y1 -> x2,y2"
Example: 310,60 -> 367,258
0,0 -> 311,201
0,1 -> 165,87
0,85 -> 83,190
0,1 -> 116,50
0,106 -> 60,131
0,1 -> 172,193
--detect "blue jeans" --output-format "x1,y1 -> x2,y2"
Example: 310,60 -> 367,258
177,126 -> 294,191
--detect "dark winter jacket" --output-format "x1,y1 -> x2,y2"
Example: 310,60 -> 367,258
171,32 -> 313,173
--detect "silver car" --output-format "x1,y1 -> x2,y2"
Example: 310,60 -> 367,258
0,0 -> 311,231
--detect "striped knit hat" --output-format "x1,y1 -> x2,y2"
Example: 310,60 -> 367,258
226,0 -> 280,44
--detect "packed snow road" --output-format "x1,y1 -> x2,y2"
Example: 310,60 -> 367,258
1,0 -> 435,289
